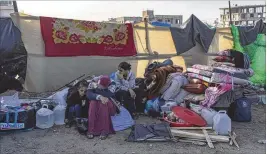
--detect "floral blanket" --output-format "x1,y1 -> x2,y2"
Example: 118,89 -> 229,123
40,17 -> 136,57
186,73 -> 211,83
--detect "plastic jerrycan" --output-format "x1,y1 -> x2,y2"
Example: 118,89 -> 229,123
213,110 -> 231,135
201,108 -> 217,127
54,104 -> 66,125
36,104 -> 54,129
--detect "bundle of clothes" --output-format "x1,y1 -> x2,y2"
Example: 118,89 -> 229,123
142,49 -> 262,121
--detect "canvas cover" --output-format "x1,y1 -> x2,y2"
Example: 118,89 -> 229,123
0,18 -> 21,55
237,19 -> 266,46
170,15 -> 216,55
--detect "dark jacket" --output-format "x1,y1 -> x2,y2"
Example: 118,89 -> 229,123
65,90 -> 88,119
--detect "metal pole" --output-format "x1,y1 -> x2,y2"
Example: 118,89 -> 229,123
13,1 -> 18,13
228,0 -> 232,26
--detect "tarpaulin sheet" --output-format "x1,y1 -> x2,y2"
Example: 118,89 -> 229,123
170,15 -> 216,55
237,19 -> 266,46
150,21 -> 171,27
0,18 -> 21,54
127,123 -> 172,142
40,17 -> 137,57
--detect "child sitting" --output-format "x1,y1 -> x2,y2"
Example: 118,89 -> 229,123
65,80 -> 89,128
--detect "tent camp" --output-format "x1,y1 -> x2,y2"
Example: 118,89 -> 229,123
6,13 -> 264,92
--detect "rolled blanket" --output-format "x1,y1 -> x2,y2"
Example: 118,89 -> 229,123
214,66 -> 254,77
186,73 -> 211,83
211,73 -> 251,85
192,64 -> 213,72
211,62 -> 235,67
187,68 -> 212,77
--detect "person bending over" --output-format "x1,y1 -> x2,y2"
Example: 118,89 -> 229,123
65,80 -> 89,128
86,75 -> 117,140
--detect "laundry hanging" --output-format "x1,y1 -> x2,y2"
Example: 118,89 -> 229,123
40,17 -> 137,57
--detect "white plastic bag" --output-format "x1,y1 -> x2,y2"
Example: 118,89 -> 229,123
0,92 -> 21,107
48,88 -> 69,106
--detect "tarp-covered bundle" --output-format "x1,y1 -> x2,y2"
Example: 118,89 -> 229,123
232,21 -> 266,86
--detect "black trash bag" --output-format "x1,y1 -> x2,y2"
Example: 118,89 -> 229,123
127,123 -> 173,142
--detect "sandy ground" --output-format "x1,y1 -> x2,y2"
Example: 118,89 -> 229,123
0,103 -> 265,154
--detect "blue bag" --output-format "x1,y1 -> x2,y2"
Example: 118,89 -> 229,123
230,97 -> 252,122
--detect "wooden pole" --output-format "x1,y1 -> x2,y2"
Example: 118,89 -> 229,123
228,0 -> 233,26
144,18 -> 151,55
13,1 -> 18,13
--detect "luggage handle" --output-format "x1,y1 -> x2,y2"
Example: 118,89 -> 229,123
42,104 -> 49,109
218,110 -> 227,114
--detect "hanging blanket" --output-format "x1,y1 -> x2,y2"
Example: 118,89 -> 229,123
186,73 -> 211,83
186,68 -> 212,77
40,17 -> 137,57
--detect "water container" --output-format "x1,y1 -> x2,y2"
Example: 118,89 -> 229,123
201,108 -> 217,126
213,110 -> 231,135
53,105 -> 66,125
36,104 -> 54,129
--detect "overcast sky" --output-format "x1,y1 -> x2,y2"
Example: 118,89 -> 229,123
17,1 -> 265,22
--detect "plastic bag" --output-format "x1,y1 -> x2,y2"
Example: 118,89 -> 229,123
0,92 -> 21,108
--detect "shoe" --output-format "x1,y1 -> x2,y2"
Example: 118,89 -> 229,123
65,122 -> 72,128
100,134 -> 108,140
86,133 -> 94,139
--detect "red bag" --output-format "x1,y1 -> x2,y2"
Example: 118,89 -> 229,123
182,84 -> 207,94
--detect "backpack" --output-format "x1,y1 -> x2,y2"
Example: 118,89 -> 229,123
228,97 -> 252,122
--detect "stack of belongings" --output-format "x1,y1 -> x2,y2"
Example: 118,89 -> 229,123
0,93 -> 36,131
144,59 -> 188,117
184,49 -> 258,111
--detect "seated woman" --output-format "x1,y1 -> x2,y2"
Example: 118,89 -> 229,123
114,62 -> 143,118
86,75 -> 117,140
65,80 -> 89,128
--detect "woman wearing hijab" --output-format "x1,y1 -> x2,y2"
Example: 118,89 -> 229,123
86,75 -> 117,140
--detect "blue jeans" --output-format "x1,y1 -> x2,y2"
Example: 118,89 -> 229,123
68,104 -> 81,120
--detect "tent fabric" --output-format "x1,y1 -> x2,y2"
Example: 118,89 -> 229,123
10,13 -> 206,92
170,15 -> 216,55
237,19 -> 266,46
150,21 -> 171,27
0,18 -> 22,54
40,17 -> 137,57
127,123 -> 173,142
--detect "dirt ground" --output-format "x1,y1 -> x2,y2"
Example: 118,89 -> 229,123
0,102 -> 265,154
